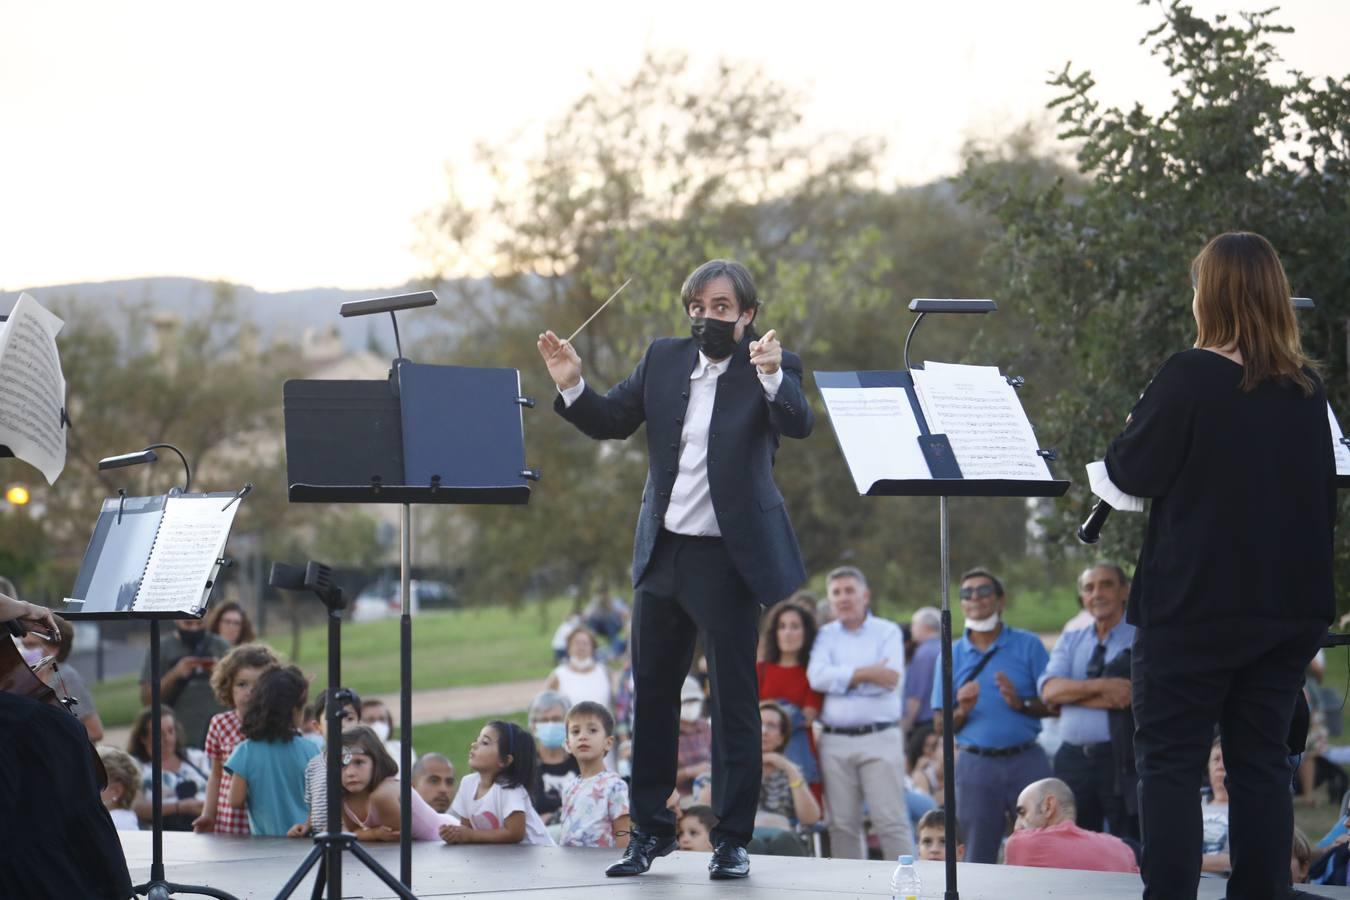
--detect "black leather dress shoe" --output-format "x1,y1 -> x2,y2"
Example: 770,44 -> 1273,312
708,841 -> 750,879
605,830 -> 678,877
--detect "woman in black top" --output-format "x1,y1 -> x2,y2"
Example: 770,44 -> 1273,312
1105,232 -> 1336,900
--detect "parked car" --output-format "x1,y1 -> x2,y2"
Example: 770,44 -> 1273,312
351,579 -> 458,622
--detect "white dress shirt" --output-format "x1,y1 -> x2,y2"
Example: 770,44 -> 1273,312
807,613 -> 905,728
560,348 -> 783,536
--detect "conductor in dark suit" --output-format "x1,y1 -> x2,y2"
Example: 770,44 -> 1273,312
537,259 -> 813,880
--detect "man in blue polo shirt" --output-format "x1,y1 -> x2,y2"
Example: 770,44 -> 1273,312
1039,563 -> 1137,839
932,567 -> 1053,864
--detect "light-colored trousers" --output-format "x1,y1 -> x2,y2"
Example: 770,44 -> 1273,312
819,726 -> 913,859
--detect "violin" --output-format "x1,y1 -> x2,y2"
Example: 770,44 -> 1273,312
1,619 -> 108,786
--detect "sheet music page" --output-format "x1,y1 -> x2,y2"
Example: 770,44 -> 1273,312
134,497 -> 239,614
1328,403 -> 1350,476
0,294 -> 67,484
911,362 -> 1053,481
819,387 -> 930,493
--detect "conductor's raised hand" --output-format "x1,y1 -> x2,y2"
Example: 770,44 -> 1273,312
536,330 -> 582,391
749,329 -> 781,375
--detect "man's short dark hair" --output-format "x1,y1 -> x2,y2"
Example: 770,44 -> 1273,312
680,260 -> 760,317
566,700 -> 616,737
917,808 -> 965,844
959,567 -> 1004,597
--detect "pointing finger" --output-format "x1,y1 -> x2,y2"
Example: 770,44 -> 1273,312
761,329 -> 777,344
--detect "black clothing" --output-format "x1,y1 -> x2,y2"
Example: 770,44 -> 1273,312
531,755 -> 580,821
138,630 -> 230,748
1105,349 -> 1336,627
630,532 -> 762,846
1054,741 -> 1136,840
1106,348 -> 1336,900
555,333 -> 812,853
0,692 -> 133,899
1103,648 -> 1139,822
1132,618 -> 1324,900
554,335 -> 813,607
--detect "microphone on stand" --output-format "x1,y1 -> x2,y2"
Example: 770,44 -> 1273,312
1078,498 -> 1114,544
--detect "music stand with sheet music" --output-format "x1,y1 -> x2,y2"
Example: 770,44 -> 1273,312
281,290 -> 536,895
60,487 -> 247,900
816,299 -> 1069,900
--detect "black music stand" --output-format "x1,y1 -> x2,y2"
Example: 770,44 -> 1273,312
270,560 -> 416,900
282,292 -> 536,895
61,488 -> 246,900
817,299 -> 1069,900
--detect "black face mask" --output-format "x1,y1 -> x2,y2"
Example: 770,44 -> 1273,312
177,627 -> 206,651
689,316 -> 739,360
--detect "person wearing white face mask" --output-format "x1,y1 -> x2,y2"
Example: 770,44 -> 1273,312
527,690 -> 580,829
360,698 -> 415,775
545,627 -> 614,711
931,567 -> 1054,865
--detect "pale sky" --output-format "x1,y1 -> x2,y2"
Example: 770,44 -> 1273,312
4,0 -> 1346,292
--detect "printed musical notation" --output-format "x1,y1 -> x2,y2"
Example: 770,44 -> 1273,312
0,294 -> 67,484
912,362 -> 1053,482
135,497 -> 240,613
819,387 -> 930,493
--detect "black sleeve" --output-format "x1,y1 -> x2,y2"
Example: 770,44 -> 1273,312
1104,355 -> 1196,498
766,350 -> 813,440
553,342 -> 652,440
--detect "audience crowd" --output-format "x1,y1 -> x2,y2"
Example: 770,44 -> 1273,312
16,563 -> 1338,887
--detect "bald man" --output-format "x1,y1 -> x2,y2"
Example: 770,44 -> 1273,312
1004,778 -> 1138,874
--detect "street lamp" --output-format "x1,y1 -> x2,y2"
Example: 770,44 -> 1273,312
4,485 -> 29,506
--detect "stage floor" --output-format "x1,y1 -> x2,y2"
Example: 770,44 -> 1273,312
121,833 -> 1350,898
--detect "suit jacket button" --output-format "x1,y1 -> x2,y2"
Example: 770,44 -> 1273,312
669,443 -> 678,451
675,417 -> 683,425
666,468 -> 675,475
681,392 -> 689,400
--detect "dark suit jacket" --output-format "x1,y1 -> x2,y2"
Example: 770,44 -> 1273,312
554,334 -> 813,606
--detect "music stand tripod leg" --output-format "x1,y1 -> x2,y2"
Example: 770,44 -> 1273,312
272,564 -> 414,900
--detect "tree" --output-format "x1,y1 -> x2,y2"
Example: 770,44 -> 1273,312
420,54 -> 1034,608
963,2 -> 1350,582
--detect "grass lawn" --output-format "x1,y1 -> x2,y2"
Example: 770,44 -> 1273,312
410,711 -> 531,765
93,598 -> 570,728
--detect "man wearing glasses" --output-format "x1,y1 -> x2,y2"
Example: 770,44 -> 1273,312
1039,564 -> 1137,839
931,567 -> 1053,864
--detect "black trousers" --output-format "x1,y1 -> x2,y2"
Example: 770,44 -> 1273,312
629,531 -> 762,846
1054,741 -> 1137,840
1133,617 -> 1325,900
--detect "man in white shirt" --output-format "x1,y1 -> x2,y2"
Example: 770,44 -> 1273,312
807,566 -> 913,859
538,259 -> 813,880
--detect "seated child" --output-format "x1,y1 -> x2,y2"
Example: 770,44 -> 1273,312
916,809 -> 966,862
332,725 -> 457,841
442,720 -> 554,846
98,745 -> 142,831
677,805 -> 716,852
225,665 -> 320,835
558,701 -> 630,848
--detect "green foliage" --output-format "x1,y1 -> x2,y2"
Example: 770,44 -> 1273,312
93,598 -> 570,726
963,2 -> 1350,576
421,54 -> 1045,605
411,712 -> 530,765
0,286 -> 359,604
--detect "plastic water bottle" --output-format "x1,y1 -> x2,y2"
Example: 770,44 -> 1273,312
890,854 -> 921,900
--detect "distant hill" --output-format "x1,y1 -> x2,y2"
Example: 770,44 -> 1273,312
0,276 -> 500,351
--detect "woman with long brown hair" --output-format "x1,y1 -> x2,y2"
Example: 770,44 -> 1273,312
1104,232 -> 1336,899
